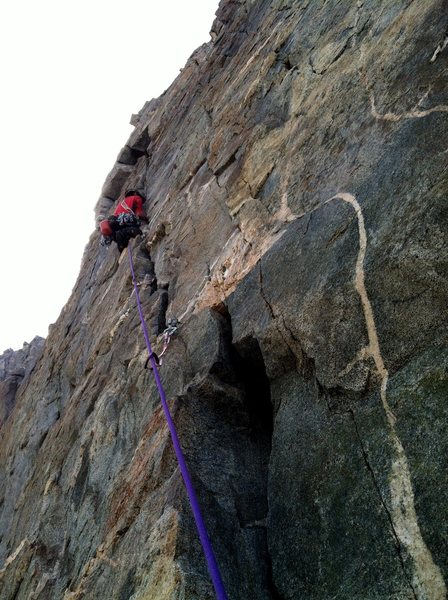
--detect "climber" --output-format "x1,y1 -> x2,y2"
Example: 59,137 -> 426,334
100,190 -> 148,252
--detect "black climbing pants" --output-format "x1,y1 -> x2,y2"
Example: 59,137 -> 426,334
114,225 -> 143,252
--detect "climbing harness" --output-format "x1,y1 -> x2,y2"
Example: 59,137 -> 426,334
117,212 -> 139,226
128,243 -> 229,600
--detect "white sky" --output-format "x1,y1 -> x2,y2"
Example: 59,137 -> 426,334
0,0 -> 219,351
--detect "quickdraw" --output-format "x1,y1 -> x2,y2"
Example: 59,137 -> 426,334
143,318 -> 180,369
159,318 -> 179,359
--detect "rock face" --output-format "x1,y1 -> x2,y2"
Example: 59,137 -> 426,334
0,337 -> 45,427
1,1 -> 447,599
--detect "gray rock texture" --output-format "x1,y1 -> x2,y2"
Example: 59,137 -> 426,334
0,336 -> 45,427
1,1 -> 447,599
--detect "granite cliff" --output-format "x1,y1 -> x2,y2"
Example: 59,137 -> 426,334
1,1 -> 447,598
0,338 -> 45,428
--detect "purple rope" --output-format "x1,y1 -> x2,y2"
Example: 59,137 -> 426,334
128,246 -> 229,600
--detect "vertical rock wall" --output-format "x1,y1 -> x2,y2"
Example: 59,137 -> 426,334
1,1 -> 447,599
0,337 -> 45,427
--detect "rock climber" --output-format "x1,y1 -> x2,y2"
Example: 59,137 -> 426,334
100,190 -> 148,252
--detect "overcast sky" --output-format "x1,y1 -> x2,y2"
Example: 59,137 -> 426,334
0,0 -> 219,351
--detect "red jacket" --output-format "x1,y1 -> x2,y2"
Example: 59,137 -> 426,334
114,195 -> 145,218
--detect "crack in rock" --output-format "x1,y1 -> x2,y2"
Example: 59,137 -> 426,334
258,261 -> 305,371
350,410 -> 418,599
328,193 -> 447,600
250,188 -> 448,599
